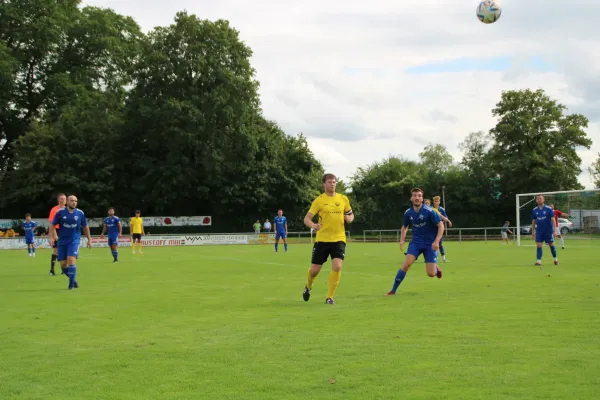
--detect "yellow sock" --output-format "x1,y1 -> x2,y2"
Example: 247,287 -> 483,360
306,268 -> 316,289
138,242 -> 142,251
327,270 -> 341,299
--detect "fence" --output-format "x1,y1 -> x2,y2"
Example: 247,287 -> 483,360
0,231 -> 352,250
360,227 -> 517,243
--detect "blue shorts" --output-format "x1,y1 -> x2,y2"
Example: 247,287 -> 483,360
57,241 -> 80,261
407,242 -> 438,264
108,237 -> 119,247
275,231 -> 287,240
25,237 -> 35,245
536,231 -> 554,244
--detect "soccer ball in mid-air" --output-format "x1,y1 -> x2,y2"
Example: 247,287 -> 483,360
476,1 -> 502,24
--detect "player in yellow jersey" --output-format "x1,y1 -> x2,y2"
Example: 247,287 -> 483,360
302,173 -> 354,305
130,210 -> 144,254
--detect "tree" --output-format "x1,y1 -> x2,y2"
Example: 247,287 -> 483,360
590,154 -> 600,189
488,89 -> 592,197
1,90 -> 124,217
0,0 -> 142,172
418,143 -> 454,173
350,156 -> 422,229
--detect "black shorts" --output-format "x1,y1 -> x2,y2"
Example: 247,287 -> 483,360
311,241 -> 346,265
132,233 -> 142,241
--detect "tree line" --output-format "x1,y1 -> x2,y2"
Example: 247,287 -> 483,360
0,1 -> 598,232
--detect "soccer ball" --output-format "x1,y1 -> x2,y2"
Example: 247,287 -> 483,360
476,1 -> 502,24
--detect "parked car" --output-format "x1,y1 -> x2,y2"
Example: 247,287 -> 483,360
520,218 -> 574,235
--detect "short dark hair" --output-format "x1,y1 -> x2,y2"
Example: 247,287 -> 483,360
57,193 -> 66,198
322,173 -> 336,183
135,210 -> 140,213
108,207 -> 114,211
25,213 -> 31,217
411,187 -> 424,195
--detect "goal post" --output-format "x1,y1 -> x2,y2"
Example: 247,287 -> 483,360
516,189 -> 600,246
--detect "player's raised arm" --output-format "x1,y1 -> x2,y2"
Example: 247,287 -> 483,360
304,199 -> 321,230
304,212 -> 318,230
343,196 -> 354,223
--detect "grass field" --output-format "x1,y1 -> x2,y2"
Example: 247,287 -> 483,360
2,242 -> 600,400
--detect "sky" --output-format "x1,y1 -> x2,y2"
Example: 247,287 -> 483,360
83,0 -> 600,189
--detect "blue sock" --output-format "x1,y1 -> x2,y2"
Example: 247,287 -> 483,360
391,269 -> 407,293
284,243 -> 288,251
32,247 -> 35,254
27,247 -> 31,254
275,243 -> 278,252
550,245 -> 557,258
439,243 -> 445,256
67,265 -> 76,288
536,247 -> 542,260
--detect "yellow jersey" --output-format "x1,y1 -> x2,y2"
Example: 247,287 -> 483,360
130,217 -> 143,234
308,193 -> 352,243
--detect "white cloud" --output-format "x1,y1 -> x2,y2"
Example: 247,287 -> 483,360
84,0 -> 600,189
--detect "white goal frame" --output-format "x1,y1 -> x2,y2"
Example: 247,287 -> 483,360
516,189 -> 599,246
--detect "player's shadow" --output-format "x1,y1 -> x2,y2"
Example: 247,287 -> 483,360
3,288 -> 68,293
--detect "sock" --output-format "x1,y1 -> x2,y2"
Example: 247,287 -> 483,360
306,268 -> 316,289
28,247 -> 31,254
327,270 -> 341,299
550,245 -> 557,259
536,247 -> 542,260
392,269 -> 407,292
32,247 -> 36,254
112,249 -> 118,260
439,243 -> 445,256
61,266 -> 68,276
67,265 -> 76,288
560,238 -> 565,248
275,243 -> 278,252
284,243 -> 288,251
137,242 -> 142,251
51,254 -> 57,270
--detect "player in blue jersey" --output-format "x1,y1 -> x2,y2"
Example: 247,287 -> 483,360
100,207 -> 122,262
273,209 -> 288,252
23,213 -> 39,257
49,195 -> 92,290
432,196 -> 452,263
531,194 -> 558,266
386,188 -> 444,295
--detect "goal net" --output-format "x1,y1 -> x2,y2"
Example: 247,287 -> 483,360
516,189 -> 600,246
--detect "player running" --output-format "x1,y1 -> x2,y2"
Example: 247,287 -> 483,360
501,221 -> 513,244
432,196 -> 452,262
302,173 -> 354,305
386,188 -> 444,296
23,213 -> 38,257
273,209 -> 288,252
48,193 -> 67,275
531,195 -> 558,266
130,210 -> 144,254
49,195 -> 92,290
100,207 -> 122,262
549,204 -> 569,249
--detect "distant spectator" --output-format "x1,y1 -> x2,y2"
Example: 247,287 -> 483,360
263,219 -> 272,232
253,220 -> 261,234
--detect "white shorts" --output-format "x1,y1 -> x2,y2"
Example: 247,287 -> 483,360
501,232 -> 508,239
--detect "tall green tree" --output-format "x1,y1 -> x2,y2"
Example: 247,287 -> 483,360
0,0 -> 142,171
590,154 -> 600,189
488,89 -> 592,197
1,90 -> 124,217
350,156 -> 422,229
419,143 -> 454,173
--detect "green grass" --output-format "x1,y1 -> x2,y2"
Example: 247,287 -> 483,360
1,242 -> 600,400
